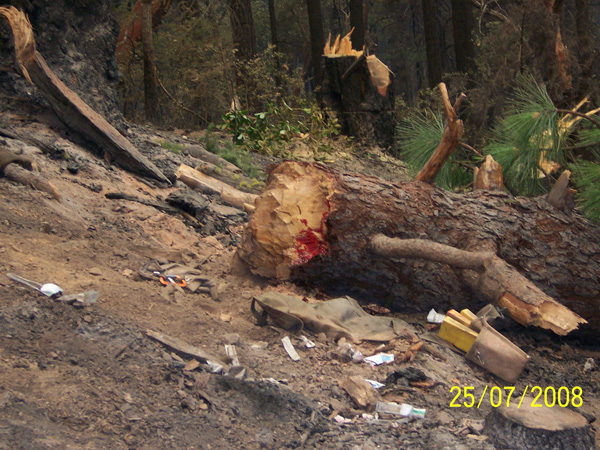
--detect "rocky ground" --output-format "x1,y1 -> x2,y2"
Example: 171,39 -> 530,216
0,96 -> 599,450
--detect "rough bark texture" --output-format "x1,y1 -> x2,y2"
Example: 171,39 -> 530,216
306,0 -> 325,89
141,0 -> 160,123
227,0 -> 257,61
483,396 -> 595,450
421,0 -> 442,87
321,56 -> 395,147
237,161 -> 600,334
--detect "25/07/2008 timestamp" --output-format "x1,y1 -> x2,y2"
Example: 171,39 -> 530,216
449,386 -> 583,408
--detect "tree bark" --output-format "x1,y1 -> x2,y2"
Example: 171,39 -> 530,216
228,0 -> 257,61
450,0 -> 474,72
237,161 -> 600,334
306,0 -> 326,90
349,0 -> 364,51
141,0 -> 161,123
421,0 -> 443,87
268,0 -> 279,50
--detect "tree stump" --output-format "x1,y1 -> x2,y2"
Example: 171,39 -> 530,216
483,396 -> 595,449
321,55 -> 395,147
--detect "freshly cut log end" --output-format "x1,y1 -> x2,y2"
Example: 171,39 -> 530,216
483,396 -> 595,450
238,162 -> 334,278
237,161 -> 600,334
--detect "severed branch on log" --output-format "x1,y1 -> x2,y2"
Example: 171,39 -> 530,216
415,83 -> 466,183
237,161 -> 600,335
546,170 -> 576,214
369,235 -> 586,336
473,155 -> 503,191
176,164 -> 257,212
0,7 -> 169,184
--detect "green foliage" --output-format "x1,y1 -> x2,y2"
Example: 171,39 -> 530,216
572,160 -> 600,222
219,101 -> 340,157
485,75 -> 567,195
159,140 -> 185,153
201,132 -> 264,181
396,111 -> 471,191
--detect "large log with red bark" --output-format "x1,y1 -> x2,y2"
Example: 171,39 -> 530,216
237,161 -> 600,335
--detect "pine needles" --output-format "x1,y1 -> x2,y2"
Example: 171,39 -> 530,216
397,111 -> 470,191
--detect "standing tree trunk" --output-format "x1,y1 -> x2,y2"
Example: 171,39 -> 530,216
349,0 -> 364,51
268,0 -> 279,50
227,0 -> 257,61
450,0 -> 474,73
306,0 -> 326,90
141,0 -> 160,123
421,0 -> 443,87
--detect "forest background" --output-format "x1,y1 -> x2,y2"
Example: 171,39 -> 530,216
112,0 -> 600,221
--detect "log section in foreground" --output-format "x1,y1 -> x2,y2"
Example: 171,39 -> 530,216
483,396 -> 595,450
0,7 -> 169,184
237,161 -> 600,334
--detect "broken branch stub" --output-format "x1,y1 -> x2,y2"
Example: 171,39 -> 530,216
415,83 -> 465,183
0,6 -> 169,184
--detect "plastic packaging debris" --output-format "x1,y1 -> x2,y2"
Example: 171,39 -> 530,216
7,272 -> 64,299
300,335 -> 316,348
334,415 -> 353,424
376,402 -> 426,418
339,342 -> 364,362
584,358 -> 597,372
365,379 -> 385,389
364,353 -> 394,366
224,344 -> 240,366
427,308 -> 446,324
281,336 -> 300,361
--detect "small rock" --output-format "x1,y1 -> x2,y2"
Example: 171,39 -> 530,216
584,358 -> 597,372
123,393 -> 133,404
49,352 -> 59,359
436,410 -> 454,425
83,315 -> 92,323
256,428 -> 274,449
316,332 -> 327,342
223,333 -> 240,345
122,269 -> 133,277
89,267 -> 102,276
220,314 -> 232,323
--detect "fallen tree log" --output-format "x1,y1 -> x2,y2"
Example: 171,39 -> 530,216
0,7 -> 169,184
237,161 -> 600,334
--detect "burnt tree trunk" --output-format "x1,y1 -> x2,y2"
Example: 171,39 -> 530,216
141,0 -> 160,123
237,161 -> 600,334
450,0 -> 474,73
268,0 -> 279,50
321,56 -> 395,147
227,0 -> 256,61
306,0 -> 325,90
421,0 -> 443,87
349,0 -> 364,51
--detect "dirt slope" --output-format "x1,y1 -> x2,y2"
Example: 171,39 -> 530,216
0,114 -> 598,449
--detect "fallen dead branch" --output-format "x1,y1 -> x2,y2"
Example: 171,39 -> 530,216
0,146 -> 60,200
176,163 -> 257,211
0,6 -> 169,184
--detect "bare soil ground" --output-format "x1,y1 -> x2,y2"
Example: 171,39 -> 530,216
0,105 -> 599,449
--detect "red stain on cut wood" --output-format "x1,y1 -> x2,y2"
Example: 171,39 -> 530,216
292,203 -> 330,265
